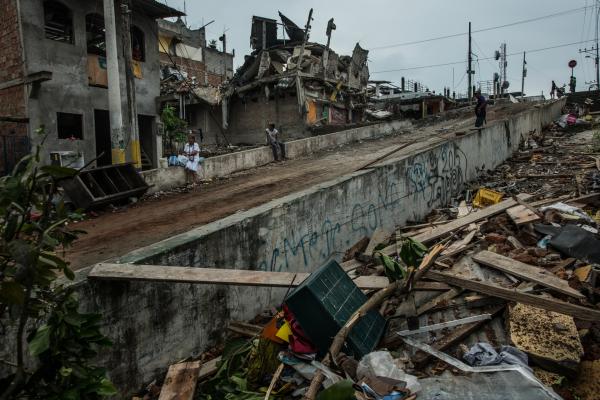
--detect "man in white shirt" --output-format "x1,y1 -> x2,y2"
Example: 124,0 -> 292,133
265,123 -> 286,161
182,134 -> 200,186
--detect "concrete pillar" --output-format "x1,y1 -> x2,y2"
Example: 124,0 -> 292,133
103,0 -> 125,164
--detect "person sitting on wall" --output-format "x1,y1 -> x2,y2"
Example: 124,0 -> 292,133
474,90 -> 487,128
266,123 -> 286,162
182,134 -> 200,186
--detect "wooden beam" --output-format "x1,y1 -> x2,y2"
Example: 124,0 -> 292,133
375,195 -> 532,260
506,205 -> 540,225
89,263 -> 449,291
426,270 -> 600,321
472,250 -> 584,299
158,361 -> 201,400
416,288 -> 464,316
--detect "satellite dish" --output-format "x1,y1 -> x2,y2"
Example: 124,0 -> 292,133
502,81 -> 510,90
495,50 -> 501,60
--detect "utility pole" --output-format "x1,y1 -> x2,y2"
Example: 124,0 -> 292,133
467,22 -> 473,103
121,0 -> 141,170
103,0 -> 125,165
521,51 -> 527,99
296,8 -> 313,114
323,18 -> 336,76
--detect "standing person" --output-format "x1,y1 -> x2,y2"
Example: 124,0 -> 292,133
182,134 -> 200,186
550,81 -> 557,99
265,123 -> 286,162
569,76 -> 577,93
474,90 -> 487,128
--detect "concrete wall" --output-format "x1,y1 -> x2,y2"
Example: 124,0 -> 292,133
141,119 -> 413,193
19,0 -> 161,165
227,89 -> 307,145
0,100 -> 565,394
0,0 -> 27,136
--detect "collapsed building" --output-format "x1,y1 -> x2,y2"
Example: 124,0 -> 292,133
157,18 -> 234,148
220,12 -> 370,145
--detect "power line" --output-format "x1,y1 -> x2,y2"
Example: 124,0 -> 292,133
371,39 -> 596,74
370,5 -> 593,51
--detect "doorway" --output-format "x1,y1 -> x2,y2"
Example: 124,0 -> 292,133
138,114 -> 156,170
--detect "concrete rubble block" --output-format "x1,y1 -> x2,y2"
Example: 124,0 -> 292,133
508,303 -> 583,375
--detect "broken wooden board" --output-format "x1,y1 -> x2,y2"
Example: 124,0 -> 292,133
508,303 -> 583,377
89,263 -> 447,291
472,250 -> 584,299
198,357 -> 221,380
506,205 -> 541,225
411,305 -> 505,368
416,288 -> 464,316
159,361 -> 201,400
426,270 -> 600,321
364,227 -> 391,256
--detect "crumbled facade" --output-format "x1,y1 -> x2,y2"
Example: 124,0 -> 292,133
220,12 -> 370,145
158,18 -> 234,149
0,0 -> 182,174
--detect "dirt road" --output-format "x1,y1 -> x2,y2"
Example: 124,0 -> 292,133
67,115 -> 479,269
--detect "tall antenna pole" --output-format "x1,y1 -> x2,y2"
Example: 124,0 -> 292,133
468,22 -> 473,102
596,1 -> 600,90
521,51 -> 527,99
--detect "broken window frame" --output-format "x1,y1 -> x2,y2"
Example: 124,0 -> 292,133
43,1 -> 74,44
131,26 -> 146,62
86,13 -> 106,56
57,112 -> 84,140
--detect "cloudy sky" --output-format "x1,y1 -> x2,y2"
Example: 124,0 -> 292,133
162,0 -> 598,97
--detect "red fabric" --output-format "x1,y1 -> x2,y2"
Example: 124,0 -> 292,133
282,304 -> 318,354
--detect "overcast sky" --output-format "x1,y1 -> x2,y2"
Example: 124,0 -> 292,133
162,0 -> 598,97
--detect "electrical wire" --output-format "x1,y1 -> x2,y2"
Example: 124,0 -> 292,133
370,5 -> 593,51
371,39 -> 597,74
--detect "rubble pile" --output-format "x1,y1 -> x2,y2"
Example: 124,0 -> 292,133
135,126 -> 600,399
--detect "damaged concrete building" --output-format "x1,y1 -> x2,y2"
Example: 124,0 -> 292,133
220,12 -> 370,145
157,18 -> 234,148
0,0 -> 183,174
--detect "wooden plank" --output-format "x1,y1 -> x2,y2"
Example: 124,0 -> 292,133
198,357 -> 221,380
158,361 -> 201,400
411,305 -> 505,368
426,270 -> 600,321
364,228 -> 391,256
472,250 -> 584,299
89,263 -> 390,290
506,205 -> 541,225
416,288 -> 464,316
90,263 -> 450,291
414,195 -> 532,244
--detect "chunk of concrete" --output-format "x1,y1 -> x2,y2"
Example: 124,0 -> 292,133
572,360 -> 600,400
508,303 -> 583,376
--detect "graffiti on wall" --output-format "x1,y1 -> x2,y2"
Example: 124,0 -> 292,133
257,142 -> 467,272
406,142 -> 468,208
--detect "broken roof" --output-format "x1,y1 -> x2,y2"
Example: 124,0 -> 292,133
132,0 -> 185,19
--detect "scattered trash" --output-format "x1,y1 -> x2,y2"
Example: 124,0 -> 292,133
473,188 -> 504,208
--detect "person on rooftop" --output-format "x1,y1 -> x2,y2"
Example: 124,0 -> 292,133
474,90 -> 487,128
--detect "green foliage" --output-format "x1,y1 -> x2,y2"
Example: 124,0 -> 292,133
316,380 -> 355,400
199,338 -> 264,400
161,105 -> 187,152
0,130 -> 114,399
398,237 -> 428,269
373,237 -> 427,281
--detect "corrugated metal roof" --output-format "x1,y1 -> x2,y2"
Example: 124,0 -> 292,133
132,0 -> 185,18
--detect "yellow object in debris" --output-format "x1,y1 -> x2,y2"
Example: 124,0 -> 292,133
275,321 -> 292,343
574,265 -> 592,283
473,188 -> 504,208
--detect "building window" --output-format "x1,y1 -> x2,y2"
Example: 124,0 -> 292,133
57,112 -> 83,140
131,26 -> 145,62
44,1 -> 74,43
86,14 -> 106,55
